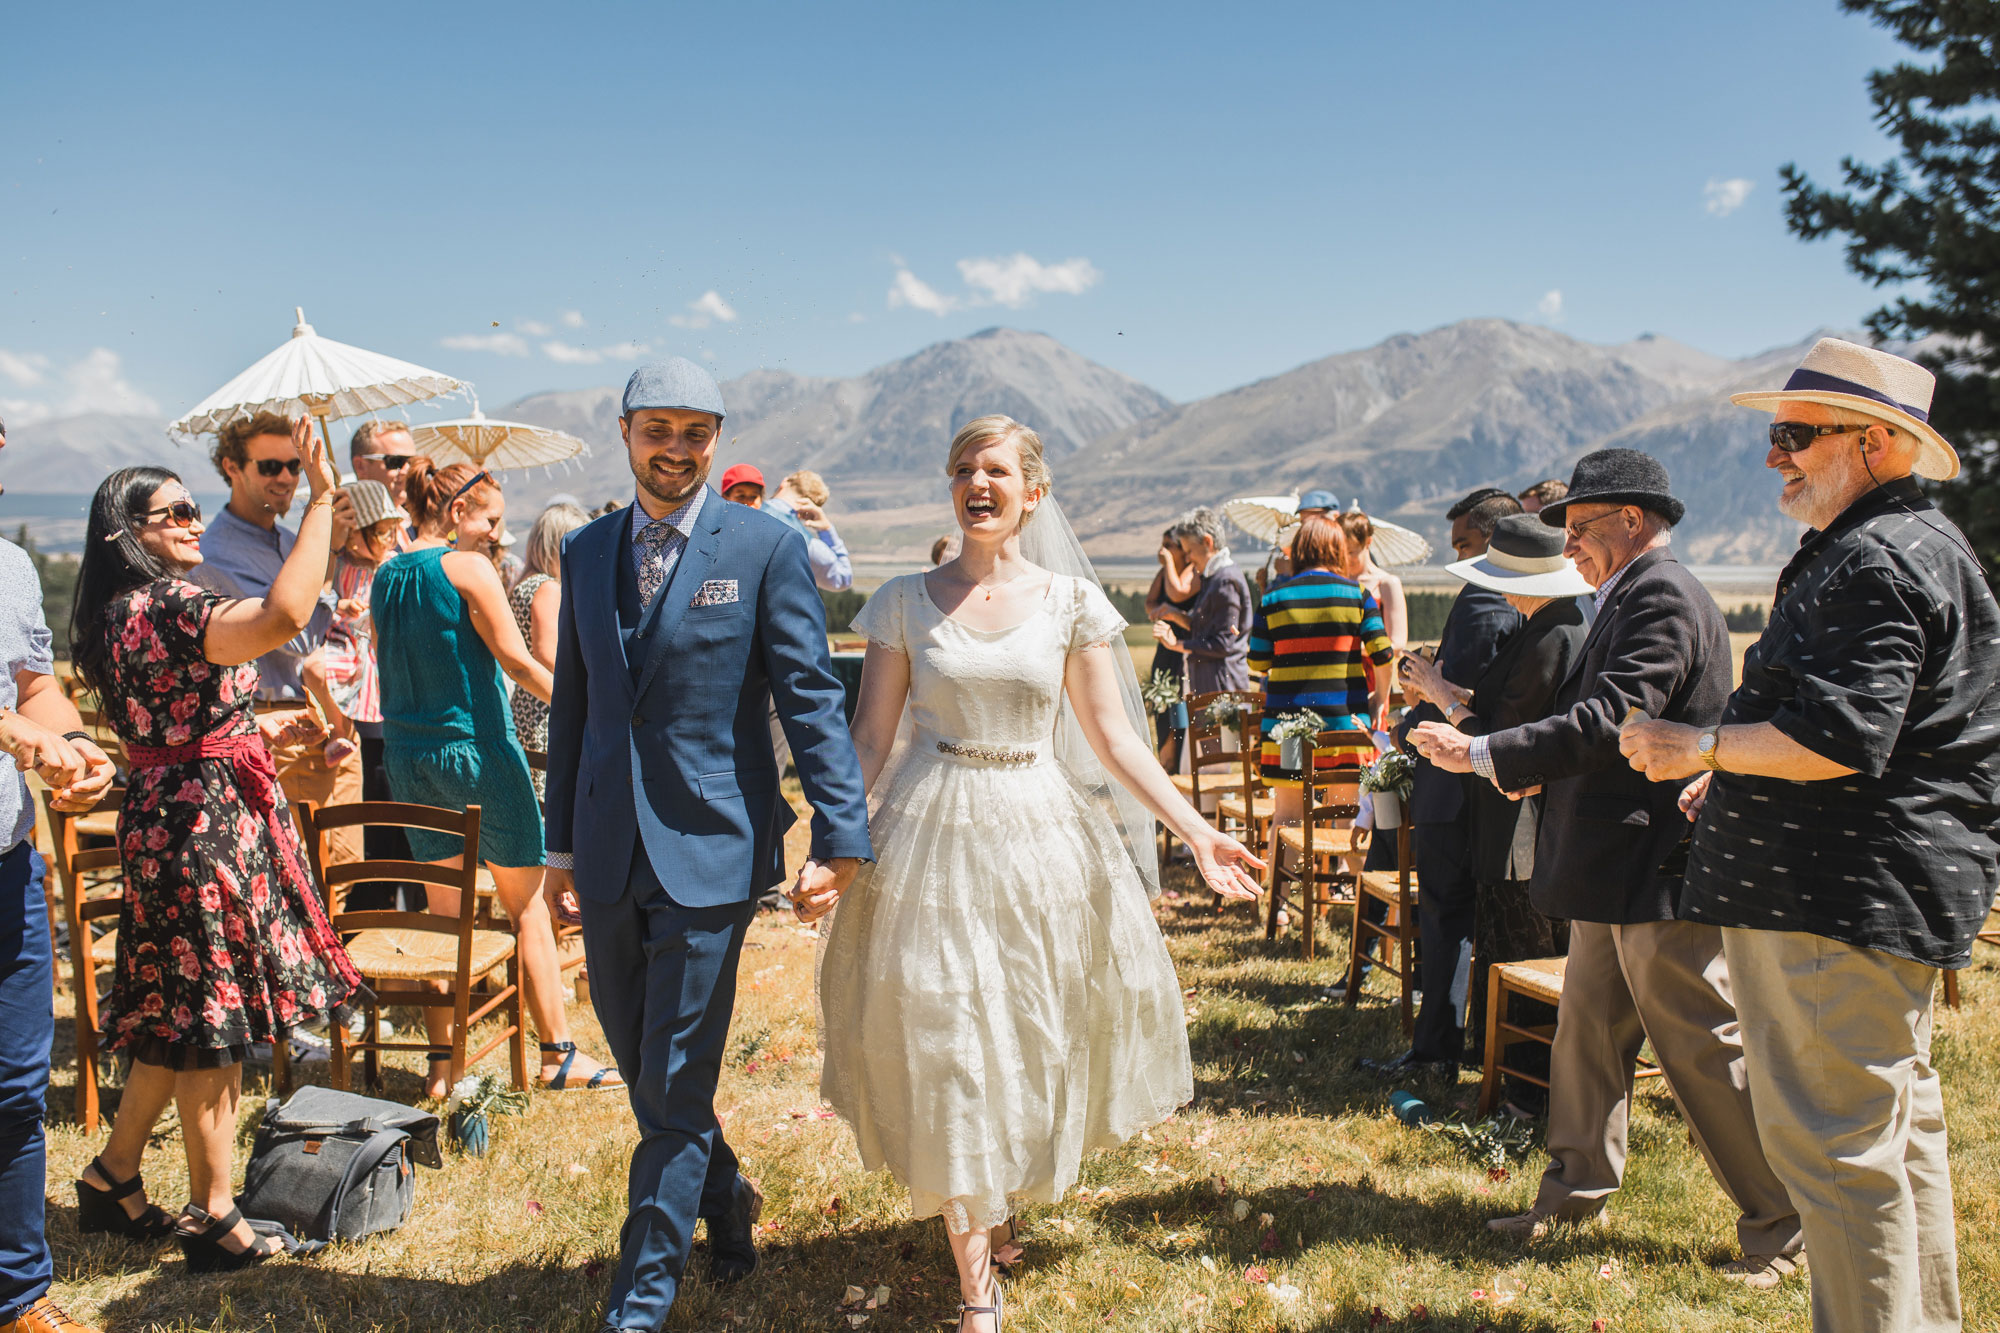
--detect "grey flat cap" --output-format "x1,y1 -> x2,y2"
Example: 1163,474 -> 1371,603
622,356 -> 726,420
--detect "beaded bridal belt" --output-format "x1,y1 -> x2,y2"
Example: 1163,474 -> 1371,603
913,726 -> 1052,768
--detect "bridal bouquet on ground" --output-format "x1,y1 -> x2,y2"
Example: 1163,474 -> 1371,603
446,1074 -> 531,1158
1359,749 -> 1415,828
1268,709 -> 1326,774
1141,670 -> 1188,728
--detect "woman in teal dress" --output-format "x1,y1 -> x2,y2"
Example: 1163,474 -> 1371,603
372,458 -> 620,1098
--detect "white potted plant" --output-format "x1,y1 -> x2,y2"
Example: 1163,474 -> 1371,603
1359,749 -> 1415,828
1268,709 -> 1325,775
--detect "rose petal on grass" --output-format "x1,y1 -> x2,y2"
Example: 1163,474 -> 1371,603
1244,1265 -> 1270,1284
525,1200 -> 544,1219
1199,1255 -> 1218,1274
1231,1199 -> 1251,1221
1258,1212 -> 1274,1228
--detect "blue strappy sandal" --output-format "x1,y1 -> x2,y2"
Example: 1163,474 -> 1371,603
540,1040 -> 623,1092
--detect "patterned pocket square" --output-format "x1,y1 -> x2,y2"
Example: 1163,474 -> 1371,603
690,578 -> 740,608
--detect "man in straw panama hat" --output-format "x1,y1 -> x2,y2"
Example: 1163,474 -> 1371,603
1621,337 -> 2000,1333
1409,450 -> 1804,1282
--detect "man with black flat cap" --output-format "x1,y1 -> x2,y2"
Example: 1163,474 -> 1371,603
1411,449 -> 1802,1286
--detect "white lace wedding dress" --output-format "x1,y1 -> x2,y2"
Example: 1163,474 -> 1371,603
818,571 -> 1194,1233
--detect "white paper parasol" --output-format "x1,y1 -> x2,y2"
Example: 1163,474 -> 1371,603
407,409 -> 588,471
1222,493 -> 1435,566
169,308 -> 465,445
1221,494 -> 1300,546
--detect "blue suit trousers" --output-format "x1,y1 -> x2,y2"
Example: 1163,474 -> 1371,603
0,842 -> 53,1321
582,838 -> 757,1330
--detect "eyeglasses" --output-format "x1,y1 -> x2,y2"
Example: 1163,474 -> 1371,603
1768,421 -> 1874,453
252,458 -> 303,477
106,499 -> 203,541
356,452 -> 411,470
1563,510 -> 1628,543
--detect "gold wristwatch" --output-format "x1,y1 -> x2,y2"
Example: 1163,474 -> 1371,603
1696,727 -> 1723,772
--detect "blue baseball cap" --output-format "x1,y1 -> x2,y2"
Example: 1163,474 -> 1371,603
621,357 -> 726,421
1297,489 -> 1339,513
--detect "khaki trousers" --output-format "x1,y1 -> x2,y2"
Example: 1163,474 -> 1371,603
269,733 -> 364,867
1724,928 -> 1960,1333
1534,918 -> 1802,1258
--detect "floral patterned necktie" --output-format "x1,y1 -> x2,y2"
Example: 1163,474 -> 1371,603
636,518 -> 679,607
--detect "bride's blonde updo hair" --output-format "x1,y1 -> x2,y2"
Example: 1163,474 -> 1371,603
946,415 -> 1052,524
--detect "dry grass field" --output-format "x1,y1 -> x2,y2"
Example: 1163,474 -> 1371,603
33,775 -> 2000,1332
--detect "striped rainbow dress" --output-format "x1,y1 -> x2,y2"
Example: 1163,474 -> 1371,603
1246,570 -> 1395,786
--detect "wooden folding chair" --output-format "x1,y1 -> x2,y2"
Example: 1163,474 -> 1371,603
1942,901 -> 2000,1009
1200,696 -> 1270,853
1345,817 -> 1419,1035
1264,728 -> 1373,959
304,802 -> 526,1094
43,788 -> 127,1133
1476,954 -> 1663,1114
1163,695 -> 1251,861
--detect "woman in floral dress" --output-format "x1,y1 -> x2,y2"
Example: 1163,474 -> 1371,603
506,500 -> 589,799
67,421 -> 368,1273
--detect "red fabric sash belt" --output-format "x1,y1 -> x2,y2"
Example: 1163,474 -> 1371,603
124,730 -> 363,994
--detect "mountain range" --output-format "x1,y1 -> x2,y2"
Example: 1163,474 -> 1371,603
4,320 -> 1854,563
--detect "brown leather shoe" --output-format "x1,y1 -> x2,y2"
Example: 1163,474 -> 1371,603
1717,1251 -> 1807,1290
0,1296 -> 100,1333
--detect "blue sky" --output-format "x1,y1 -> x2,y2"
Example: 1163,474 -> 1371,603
4,1 -> 1907,426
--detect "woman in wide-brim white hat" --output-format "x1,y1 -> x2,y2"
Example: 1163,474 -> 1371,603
1396,511 -> 1593,1114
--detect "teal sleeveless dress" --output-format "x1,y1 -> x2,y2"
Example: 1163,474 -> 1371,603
371,547 -> 545,867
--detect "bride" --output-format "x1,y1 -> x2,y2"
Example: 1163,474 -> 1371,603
802,415 -> 1265,1333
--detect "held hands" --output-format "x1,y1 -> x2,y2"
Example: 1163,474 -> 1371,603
790,856 -> 863,924
0,712 -> 116,811
546,866 -> 582,926
1618,719 -> 1703,783
1151,621 -> 1181,650
257,708 -> 324,750
1192,828 -> 1265,902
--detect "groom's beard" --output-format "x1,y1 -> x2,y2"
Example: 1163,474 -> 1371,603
632,453 -> 710,510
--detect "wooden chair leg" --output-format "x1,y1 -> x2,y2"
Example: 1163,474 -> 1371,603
1398,914 -> 1418,1037
273,1037 -> 293,1097
75,1017 -> 100,1136
330,1007 -> 352,1092
1344,900 -> 1367,1007
1301,860 -> 1316,961
1942,967 -> 1961,1010
507,957 -> 528,1093
1477,969 -> 1506,1116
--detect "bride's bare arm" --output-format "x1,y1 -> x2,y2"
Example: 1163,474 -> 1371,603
1062,642 -> 1263,899
849,640 -> 912,795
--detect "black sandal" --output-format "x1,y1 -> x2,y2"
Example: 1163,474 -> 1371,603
540,1040 -> 622,1091
75,1156 -> 175,1240
176,1204 -> 282,1273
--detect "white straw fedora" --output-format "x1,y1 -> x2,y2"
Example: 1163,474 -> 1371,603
1445,513 -> 1595,598
1730,337 -> 1959,481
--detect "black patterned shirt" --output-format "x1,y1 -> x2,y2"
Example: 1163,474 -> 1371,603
1682,477 -> 2000,968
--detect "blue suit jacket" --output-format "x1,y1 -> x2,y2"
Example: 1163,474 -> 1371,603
543,489 -> 873,907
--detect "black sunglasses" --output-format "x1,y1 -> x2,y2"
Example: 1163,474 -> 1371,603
356,452 -> 411,470
1769,422 -> 1873,453
253,458 -> 304,477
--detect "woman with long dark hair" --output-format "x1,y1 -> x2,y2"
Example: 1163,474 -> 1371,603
68,423 -> 368,1273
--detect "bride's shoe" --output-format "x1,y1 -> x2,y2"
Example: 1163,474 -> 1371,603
959,1277 -> 1004,1332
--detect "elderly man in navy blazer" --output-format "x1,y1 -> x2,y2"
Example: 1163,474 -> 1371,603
543,358 -> 872,1333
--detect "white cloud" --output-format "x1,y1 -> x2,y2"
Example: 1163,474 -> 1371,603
559,310 -> 585,328
957,253 -> 1102,307
442,331 -> 533,357
516,318 -> 552,336
541,339 -> 652,365
888,267 -> 957,316
668,290 -> 739,329
848,312 -> 866,324
1704,177 -> 1755,216
0,347 -> 158,423
0,350 -> 49,387
1536,289 -> 1565,320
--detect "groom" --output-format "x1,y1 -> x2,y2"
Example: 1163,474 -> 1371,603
543,357 -> 873,1332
